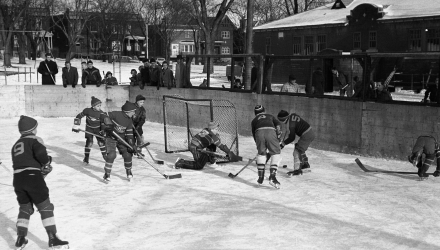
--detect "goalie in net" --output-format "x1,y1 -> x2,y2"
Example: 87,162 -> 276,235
163,95 -> 239,168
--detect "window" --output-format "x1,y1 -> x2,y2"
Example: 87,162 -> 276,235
317,35 -> 326,52
221,47 -> 230,54
293,37 -> 301,55
353,32 -> 361,49
265,37 -> 271,54
304,36 -> 314,55
181,45 -> 194,52
427,29 -> 440,51
135,42 -> 140,51
221,31 -> 230,39
112,41 -> 121,51
89,39 -> 94,49
409,29 -> 421,51
369,31 -> 377,48
185,31 -> 192,39
278,32 -> 284,38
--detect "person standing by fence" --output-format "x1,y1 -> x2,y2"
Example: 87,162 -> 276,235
62,61 -> 79,88
37,53 -> 58,85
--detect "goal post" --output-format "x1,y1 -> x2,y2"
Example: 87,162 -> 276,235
163,95 -> 239,162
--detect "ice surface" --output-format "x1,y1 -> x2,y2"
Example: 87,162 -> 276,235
1,117 -> 440,249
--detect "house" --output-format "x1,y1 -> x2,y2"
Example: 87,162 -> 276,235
253,0 -> 440,90
148,16 -> 235,61
52,11 -> 146,60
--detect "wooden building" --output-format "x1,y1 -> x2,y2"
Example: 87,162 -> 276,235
253,0 -> 440,91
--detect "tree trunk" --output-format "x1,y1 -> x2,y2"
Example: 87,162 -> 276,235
66,43 -> 75,62
17,33 -> 27,64
202,34 -> 214,74
3,33 -> 13,67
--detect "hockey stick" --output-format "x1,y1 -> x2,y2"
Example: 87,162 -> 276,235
78,128 -> 150,149
132,125 -> 164,164
112,131 -> 181,179
228,155 -> 257,179
44,62 -> 56,84
355,158 -> 433,175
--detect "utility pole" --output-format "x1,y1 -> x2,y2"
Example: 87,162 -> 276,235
244,0 -> 254,90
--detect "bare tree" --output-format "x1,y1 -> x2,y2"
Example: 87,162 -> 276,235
0,0 -> 31,66
51,0 -> 92,62
186,0 -> 236,73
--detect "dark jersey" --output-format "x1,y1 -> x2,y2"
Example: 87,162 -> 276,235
283,113 -> 311,145
251,113 -> 282,139
132,104 -> 146,128
11,135 -> 49,173
76,107 -> 105,129
191,128 -> 224,149
101,111 -> 134,141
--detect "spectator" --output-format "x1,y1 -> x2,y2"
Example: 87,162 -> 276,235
129,69 -> 140,87
175,55 -> 185,88
102,71 -> 118,86
280,74 -> 300,93
424,78 -> 438,103
61,61 -> 78,88
161,61 -> 175,89
332,67 -> 351,97
82,60 -> 102,87
37,53 -> 58,85
312,67 -> 324,95
352,76 -> 374,99
149,58 -> 162,90
80,61 -> 87,88
140,59 -> 150,89
375,81 -> 393,102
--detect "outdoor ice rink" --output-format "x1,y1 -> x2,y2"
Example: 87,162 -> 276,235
1,117 -> 440,250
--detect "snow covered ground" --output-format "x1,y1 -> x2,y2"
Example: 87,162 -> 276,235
1,117 -> 440,249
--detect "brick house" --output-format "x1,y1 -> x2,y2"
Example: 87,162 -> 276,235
253,0 -> 440,91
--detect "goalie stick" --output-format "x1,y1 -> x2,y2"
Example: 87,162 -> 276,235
111,131 -> 181,179
198,149 -> 244,162
355,158 -> 434,175
132,125 -> 164,164
228,155 -> 258,179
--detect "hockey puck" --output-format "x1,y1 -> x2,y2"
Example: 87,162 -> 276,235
283,165 -> 287,168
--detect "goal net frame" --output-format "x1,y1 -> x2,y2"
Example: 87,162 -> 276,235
162,95 -> 239,162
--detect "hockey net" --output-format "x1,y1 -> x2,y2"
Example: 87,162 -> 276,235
163,95 -> 239,162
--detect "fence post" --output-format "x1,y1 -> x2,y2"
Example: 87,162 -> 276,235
4,66 -> 7,85
30,67 -> 32,83
18,67 -> 20,82
25,67 -> 27,82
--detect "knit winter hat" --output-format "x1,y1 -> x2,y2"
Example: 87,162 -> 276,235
136,95 -> 146,102
208,121 -> 219,130
121,101 -> 137,112
254,105 -> 265,115
91,96 -> 101,107
18,115 -> 38,134
277,110 -> 290,122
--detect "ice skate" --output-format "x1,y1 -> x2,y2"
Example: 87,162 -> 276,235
48,233 -> 69,249
126,169 -> 133,181
287,169 -> 303,176
300,162 -> 311,173
418,173 -> 429,181
257,169 -> 265,185
269,169 -> 280,189
103,172 -> 111,183
15,236 -> 28,250
82,157 -> 89,165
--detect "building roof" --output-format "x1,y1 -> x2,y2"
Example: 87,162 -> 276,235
254,0 -> 440,31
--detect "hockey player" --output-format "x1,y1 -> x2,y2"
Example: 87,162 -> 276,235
174,121 -> 239,170
251,105 -> 282,188
408,135 -> 440,180
100,101 -> 138,182
72,96 -> 107,164
12,116 -> 69,249
132,95 -> 147,157
277,110 -> 315,176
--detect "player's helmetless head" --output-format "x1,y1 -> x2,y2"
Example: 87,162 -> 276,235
93,103 -> 102,111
